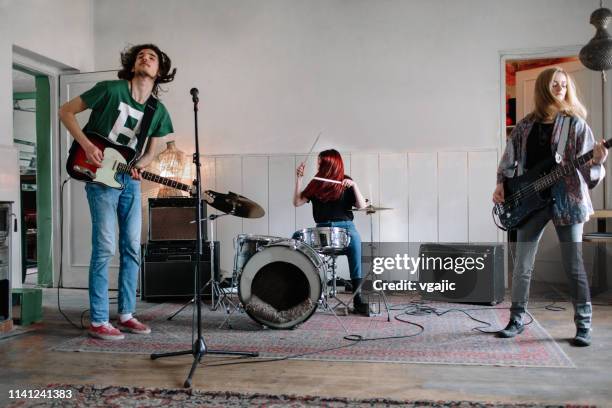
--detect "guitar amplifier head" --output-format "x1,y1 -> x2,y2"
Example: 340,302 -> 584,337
148,197 -> 207,241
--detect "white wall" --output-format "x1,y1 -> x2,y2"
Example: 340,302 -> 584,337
1,0 -> 94,145
193,150 -> 497,282
91,0 -> 599,156
1,0 -> 607,290
0,0 -> 94,287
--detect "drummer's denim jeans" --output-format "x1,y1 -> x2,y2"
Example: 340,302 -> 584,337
85,174 -> 141,324
315,220 -> 362,280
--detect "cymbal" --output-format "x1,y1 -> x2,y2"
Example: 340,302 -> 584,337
353,204 -> 394,213
204,190 -> 265,218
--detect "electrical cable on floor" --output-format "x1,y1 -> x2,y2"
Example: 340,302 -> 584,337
197,281 -> 581,368
57,177 -> 84,330
159,284 -> 594,370
201,319 -> 425,368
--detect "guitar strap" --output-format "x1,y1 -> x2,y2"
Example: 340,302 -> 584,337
555,116 -> 571,164
133,96 -> 159,161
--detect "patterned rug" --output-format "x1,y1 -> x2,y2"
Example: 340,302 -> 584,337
52,298 -> 574,368
5,384 -> 584,407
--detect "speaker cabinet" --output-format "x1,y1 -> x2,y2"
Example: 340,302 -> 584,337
141,241 -> 219,300
148,197 -> 207,242
418,243 -> 504,305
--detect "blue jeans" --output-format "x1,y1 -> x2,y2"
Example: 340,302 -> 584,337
510,206 -> 591,328
294,220 -> 362,280
85,174 -> 141,324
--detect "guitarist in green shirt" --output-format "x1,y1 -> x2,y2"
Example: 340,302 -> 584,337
59,44 -> 176,340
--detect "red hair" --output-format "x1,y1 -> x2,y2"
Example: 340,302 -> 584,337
302,149 -> 345,202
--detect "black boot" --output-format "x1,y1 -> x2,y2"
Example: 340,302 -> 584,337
351,278 -> 370,316
573,303 -> 592,347
497,319 -> 524,338
573,328 -> 592,347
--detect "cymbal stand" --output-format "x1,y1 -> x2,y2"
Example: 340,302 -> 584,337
342,209 -> 392,321
200,213 -> 231,311
218,253 -> 245,329
317,252 -> 350,334
364,209 -> 391,321
323,253 -> 350,311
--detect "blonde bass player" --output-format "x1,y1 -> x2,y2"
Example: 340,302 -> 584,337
493,67 -> 607,346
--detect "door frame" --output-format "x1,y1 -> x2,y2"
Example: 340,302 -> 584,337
13,46 -> 78,287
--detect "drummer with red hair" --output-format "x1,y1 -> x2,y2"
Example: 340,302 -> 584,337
293,149 -> 369,315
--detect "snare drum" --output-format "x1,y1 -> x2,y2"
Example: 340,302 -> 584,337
294,227 -> 350,255
233,234 -> 283,275
238,239 -> 326,329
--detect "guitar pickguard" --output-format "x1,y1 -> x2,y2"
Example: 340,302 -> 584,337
92,147 -> 126,189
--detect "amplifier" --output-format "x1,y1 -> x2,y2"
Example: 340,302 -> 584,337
148,197 -> 207,242
141,241 -> 220,300
417,243 -> 504,305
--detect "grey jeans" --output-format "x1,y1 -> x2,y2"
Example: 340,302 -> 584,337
510,206 -> 592,329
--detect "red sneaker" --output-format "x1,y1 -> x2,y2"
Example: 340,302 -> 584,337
88,323 -> 125,340
117,318 -> 151,334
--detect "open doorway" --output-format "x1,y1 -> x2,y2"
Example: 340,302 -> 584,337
12,66 -> 52,287
503,55 -> 607,298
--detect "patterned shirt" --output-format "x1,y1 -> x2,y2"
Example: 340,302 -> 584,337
496,113 -> 605,226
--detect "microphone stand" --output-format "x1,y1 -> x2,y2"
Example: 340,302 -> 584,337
151,88 -> 258,388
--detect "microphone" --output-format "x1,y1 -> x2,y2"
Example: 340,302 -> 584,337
190,87 -> 199,103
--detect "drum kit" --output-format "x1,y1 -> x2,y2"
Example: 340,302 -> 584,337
200,190 -> 394,330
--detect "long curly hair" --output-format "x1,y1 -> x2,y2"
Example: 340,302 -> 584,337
302,149 -> 346,202
117,43 -> 176,96
532,67 -> 586,122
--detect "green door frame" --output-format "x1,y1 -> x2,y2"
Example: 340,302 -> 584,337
13,65 -> 53,287
35,76 -> 52,287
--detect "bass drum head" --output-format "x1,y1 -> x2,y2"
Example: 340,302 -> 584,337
238,241 -> 324,329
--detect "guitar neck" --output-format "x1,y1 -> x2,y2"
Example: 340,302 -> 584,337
535,138 -> 611,192
116,163 -> 192,193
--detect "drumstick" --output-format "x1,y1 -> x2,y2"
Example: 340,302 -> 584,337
313,176 -> 342,184
300,132 -> 322,166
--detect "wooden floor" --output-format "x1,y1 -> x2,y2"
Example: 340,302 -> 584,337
1,287 -> 612,406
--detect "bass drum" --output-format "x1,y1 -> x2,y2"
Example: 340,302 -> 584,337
238,239 -> 326,329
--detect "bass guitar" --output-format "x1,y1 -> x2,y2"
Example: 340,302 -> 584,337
493,137 -> 611,231
66,131 -> 194,194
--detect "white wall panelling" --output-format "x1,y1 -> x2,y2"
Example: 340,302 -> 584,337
202,156 -> 217,241
242,156 -> 269,236
268,156 -> 296,238
408,152 -> 438,244
294,155 -> 319,231
467,151 -> 499,243
438,152 -> 469,242
379,153 -> 409,281
214,157 -> 243,277
350,154 -> 380,244
202,150 -> 497,285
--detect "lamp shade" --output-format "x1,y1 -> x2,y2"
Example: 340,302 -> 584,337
579,7 -> 612,71
156,141 -> 188,197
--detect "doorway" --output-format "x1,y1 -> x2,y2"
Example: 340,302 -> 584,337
12,65 -> 52,287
